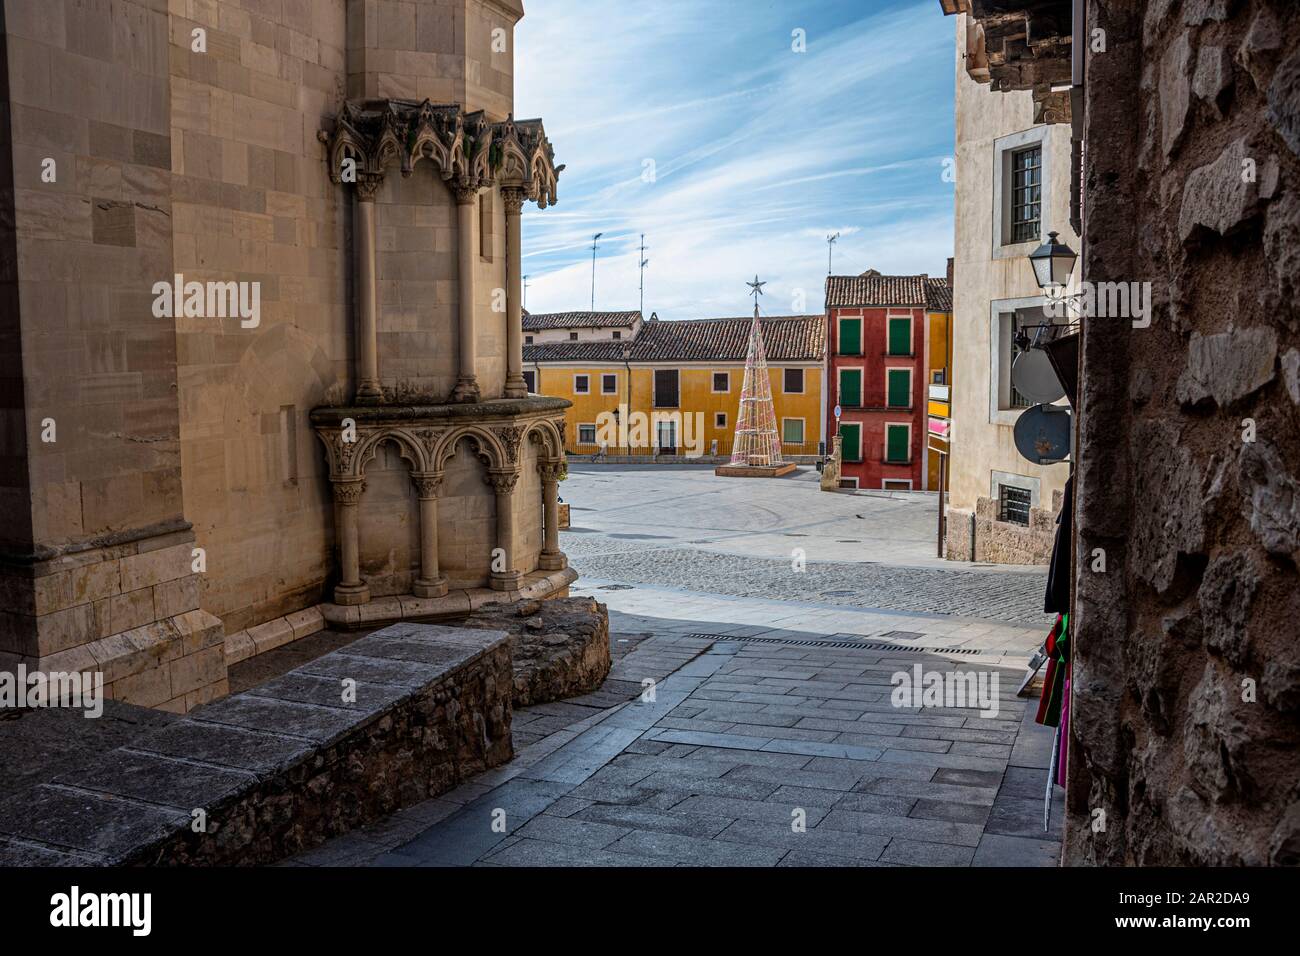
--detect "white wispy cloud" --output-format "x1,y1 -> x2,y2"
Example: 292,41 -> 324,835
516,0 -> 955,320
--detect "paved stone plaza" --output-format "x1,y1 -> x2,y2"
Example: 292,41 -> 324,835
288,467 -> 1063,866
562,465 -> 1050,625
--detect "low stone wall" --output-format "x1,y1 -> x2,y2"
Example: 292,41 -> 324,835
0,622 -> 512,866
945,490 -> 1063,565
457,597 -> 610,707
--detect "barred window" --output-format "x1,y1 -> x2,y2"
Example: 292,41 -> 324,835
1010,146 -> 1042,243
999,485 -> 1032,526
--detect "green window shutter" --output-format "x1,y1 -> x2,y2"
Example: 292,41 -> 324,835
886,425 -> 909,462
782,419 -> 803,444
839,318 -> 861,355
839,424 -> 861,462
887,369 -> 910,407
888,318 -> 911,356
840,369 -> 861,407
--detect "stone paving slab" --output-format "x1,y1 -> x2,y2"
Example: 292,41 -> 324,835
304,606 -> 1061,868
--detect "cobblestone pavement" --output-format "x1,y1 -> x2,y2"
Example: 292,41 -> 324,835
287,620 -> 1063,868
559,464 -> 1051,627
571,549 -> 1051,626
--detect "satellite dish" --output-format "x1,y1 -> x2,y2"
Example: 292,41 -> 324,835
1012,347 -> 1066,404
1014,404 -> 1072,465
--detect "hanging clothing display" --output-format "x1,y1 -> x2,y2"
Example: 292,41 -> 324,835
1044,474 -> 1074,614
1035,613 -> 1069,727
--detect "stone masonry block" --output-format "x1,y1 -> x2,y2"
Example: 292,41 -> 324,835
247,617 -> 294,655
286,606 -> 325,640
111,664 -> 173,709
170,644 -> 226,698
153,574 -> 200,619
119,542 -> 192,592
225,630 -> 256,665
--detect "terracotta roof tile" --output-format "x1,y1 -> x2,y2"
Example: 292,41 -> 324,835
522,310 -> 641,331
925,277 -> 953,312
825,272 -> 930,308
630,315 -> 825,362
524,314 -> 825,363
523,341 -> 629,363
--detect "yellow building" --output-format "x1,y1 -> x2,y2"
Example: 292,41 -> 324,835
924,272 -> 954,489
523,313 -> 826,459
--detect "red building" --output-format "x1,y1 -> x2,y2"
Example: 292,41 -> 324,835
824,271 -> 947,490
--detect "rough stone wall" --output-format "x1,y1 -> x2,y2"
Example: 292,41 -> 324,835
460,596 -> 611,706
944,491 -> 1061,565
972,493 -> 1059,565
1067,0 -> 1300,866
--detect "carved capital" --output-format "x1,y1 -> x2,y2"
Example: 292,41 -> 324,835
332,479 -> 367,505
485,470 -> 519,495
451,182 -> 480,205
537,459 -> 564,483
501,186 -> 527,215
355,174 -> 383,201
318,428 -> 363,478
410,472 -> 443,499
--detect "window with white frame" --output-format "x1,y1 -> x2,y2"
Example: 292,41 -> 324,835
601,373 -> 617,394
782,419 -> 804,444
1010,145 -> 1042,244
577,423 -> 597,445
712,371 -> 730,393
783,368 -> 804,393
715,411 -> 727,429
574,374 -> 589,394
993,127 -> 1051,255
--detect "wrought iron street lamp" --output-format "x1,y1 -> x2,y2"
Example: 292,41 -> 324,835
1028,231 -> 1078,290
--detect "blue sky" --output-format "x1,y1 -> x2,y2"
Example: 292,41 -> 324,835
514,0 -> 956,321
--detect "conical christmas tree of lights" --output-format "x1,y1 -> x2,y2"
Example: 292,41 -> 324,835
730,276 -> 784,466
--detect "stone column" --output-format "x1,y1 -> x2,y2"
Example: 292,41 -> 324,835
539,459 -> 567,571
502,186 -> 528,398
451,184 -> 482,403
411,473 -> 448,598
332,479 -> 370,605
354,176 -> 384,403
487,470 -> 521,590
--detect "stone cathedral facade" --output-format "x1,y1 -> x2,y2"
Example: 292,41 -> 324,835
0,0 -> 572,712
